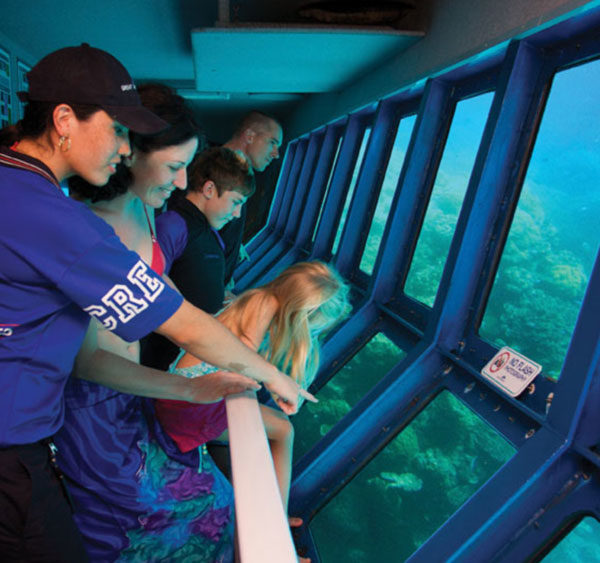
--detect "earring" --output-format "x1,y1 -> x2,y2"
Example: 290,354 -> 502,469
58,135 -> 71,152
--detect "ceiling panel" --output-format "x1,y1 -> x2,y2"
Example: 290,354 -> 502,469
192,25 -> 423,94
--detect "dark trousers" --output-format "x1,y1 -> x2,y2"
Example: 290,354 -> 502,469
0,440 -> 88,562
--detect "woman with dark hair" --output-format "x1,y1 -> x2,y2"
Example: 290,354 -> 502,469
69,83 -> 205,204
0,45 -> 310,562
57,84 -> 245,561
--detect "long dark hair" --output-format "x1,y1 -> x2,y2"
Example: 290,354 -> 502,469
69,84 -> 203,202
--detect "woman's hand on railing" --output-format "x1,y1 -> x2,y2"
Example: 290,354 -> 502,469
183,370 -> 261,403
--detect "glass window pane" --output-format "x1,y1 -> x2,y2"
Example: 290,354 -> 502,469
480,60 -> 600,379
294,333 -> 406,461
404,92 -> 494,306
360,115 -> 417,275
542,517 -> 600,562
310,391 -> 515,562
312,136 -> 344,242
331,127 -> 372,255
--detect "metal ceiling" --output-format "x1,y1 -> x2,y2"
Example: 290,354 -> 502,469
0,1 -> 425,139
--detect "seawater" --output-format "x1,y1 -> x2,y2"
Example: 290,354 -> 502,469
292,57 -> 600,561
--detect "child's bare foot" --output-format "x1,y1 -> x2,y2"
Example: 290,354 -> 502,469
289,517 -> 309,560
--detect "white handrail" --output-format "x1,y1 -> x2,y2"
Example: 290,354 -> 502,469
225,390 -> 297,563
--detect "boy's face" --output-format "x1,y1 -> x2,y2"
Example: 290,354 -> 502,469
204,186 -> 248,229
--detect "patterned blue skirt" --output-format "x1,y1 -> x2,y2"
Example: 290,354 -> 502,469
55,378 -> 234,562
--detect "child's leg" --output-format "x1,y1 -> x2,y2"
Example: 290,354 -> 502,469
260,405 -> 294,511
217,406 -> 301,523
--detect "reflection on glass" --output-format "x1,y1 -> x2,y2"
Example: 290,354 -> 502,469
310,391 -> 515,562
542,517 -> 600,562
360,115 -> 417,275
331,128 -> 372,255
404,93 -> 494,306
293,333 -> 406,461
312,136 -> 344,242
480,60 -> 600,379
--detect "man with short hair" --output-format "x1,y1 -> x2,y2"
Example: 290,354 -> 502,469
221,111 -> 283,285
224,110 -> 283,172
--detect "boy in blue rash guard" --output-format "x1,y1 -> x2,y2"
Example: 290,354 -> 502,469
0,44 -> 310,562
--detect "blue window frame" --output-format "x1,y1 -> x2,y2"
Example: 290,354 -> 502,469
237,7 -> 600,562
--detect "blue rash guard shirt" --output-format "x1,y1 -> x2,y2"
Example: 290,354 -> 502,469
0,148 -> 184,446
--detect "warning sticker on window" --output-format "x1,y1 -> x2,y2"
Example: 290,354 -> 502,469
481,346 -> 542,397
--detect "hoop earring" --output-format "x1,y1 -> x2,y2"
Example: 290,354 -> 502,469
58,135 -> 71,152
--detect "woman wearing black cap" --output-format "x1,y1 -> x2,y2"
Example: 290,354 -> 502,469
0,45 -> 312,561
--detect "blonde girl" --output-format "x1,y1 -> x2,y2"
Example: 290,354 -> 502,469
155,260 -> 350,514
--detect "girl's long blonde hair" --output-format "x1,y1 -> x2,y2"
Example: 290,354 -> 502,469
218,261 -> 350,387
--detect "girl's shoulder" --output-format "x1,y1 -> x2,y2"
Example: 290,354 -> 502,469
249,290 -> 279,316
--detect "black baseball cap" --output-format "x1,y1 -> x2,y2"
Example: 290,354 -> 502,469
18,43 -> 168,135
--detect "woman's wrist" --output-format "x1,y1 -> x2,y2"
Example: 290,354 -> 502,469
236,356 -> 277,386
172,375 -> 197,402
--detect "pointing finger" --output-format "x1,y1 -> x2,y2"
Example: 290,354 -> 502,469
300,389 -> 318,403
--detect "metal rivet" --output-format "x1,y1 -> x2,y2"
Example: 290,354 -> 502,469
525,429 -> 535,439
464,382 -> 475,394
